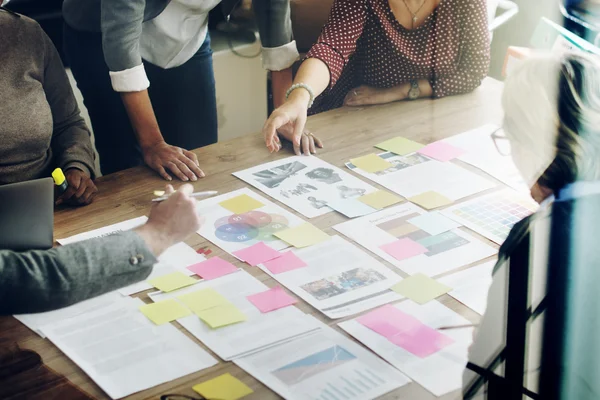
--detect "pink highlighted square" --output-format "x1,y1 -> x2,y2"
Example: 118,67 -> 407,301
187,257 -> 238,280
380,238 -> 428,261
418,142 -> 466,162
247,286 -> 298,313
233,242 -> 281,266
263,251 -> 308,274
388,323 -> 455,358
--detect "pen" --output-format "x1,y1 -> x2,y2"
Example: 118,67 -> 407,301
52,168 -> 68,195
438,324 -> 478,331
152,190 -> 218,202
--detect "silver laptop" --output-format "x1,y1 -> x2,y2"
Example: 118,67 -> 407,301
0,178 -> 54,251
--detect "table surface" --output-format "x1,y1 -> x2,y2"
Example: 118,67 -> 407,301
0,78 -> 505,400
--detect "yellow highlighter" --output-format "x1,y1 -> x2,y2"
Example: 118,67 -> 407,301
52,168 -> 68,195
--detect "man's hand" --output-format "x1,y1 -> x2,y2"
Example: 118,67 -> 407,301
55,168 -> 98,206
135,184 -> 203,256
142,141 -> 205,182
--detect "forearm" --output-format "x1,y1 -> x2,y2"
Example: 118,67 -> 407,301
388,79 -> 433,102
292,58 -> 331,100
120,90 -> 164,150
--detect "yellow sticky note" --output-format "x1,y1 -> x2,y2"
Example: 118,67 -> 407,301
193,373 -> 253,400
375,137 -> 425,155
273,223 -> 330,248
350,154 -> 393,173
219,194 -> 264,214
197,304 -> 247,328
148,272 -> 197,293
177,288 -> 230,314
358,190 -> 402,210
408,191 -> 453,210
139,299 -> 192,325
391,273 -> 451,304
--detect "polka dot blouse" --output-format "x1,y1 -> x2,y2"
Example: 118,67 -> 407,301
305,0 -> 491,114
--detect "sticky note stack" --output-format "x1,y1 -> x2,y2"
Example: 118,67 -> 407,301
176,288 -> 247,329
193,373 -> 253,400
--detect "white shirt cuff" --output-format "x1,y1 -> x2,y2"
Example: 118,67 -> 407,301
261,40 -> 300,71
109,64 -> 150,92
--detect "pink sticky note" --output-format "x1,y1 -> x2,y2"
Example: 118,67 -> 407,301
388,323 -> 455,358
187,257 -> 238,280
380,238 -> 428,261
418,142 -> 466,162
357,304 -> 420,339
233,242 -> 281,266
263,251 -> 308,274
247,286 -> 298,313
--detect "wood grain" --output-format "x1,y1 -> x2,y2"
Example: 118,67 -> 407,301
0,78 -> 504,400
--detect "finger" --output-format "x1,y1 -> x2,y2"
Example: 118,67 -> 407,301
75,180 -> 88,199
264,113 -> 289,150
292,116 -> 306,156
166,161 -> 189,181
58,186 -> 77,205
175,159 -> 197,182
179,154 -> 205,179
309,135 -> 316,154
314,135 -> 324,149
165,184 -> 175,195
178,183 -> 194,196
156,165 -> 173,181
81,185 -> 97,204
301,135 -> 311,156
183,149 -> 200,167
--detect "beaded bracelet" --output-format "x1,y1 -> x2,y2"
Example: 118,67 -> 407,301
285,83 -> 315,109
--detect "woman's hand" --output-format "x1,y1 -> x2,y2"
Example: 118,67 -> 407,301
142,141 -> 205,182
343,85 -> 401,107
277,123 -> 324,155
56,168 -> 98,206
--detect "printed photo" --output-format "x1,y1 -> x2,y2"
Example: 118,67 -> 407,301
253,161 -> 307,189
301,268 -> 387,301
305,168 -> 342,185
280,183 -> 318,198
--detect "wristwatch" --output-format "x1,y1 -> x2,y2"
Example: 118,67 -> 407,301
407,80 -> 420,100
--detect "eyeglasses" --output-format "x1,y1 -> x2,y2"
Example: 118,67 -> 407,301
491,128 -> 511,156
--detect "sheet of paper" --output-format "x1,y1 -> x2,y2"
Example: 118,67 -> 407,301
391,273 -> 452,304
346,152 -> 496,202
408,191 -> 453,210
139,298 -> 192,325
56,216 -> 148,245
407,212 -> 462,236
358,190 -> 402,210
441,188 -> 538,245
327,198 -> 377,218
219,193 -> 264,214
192,373 -> 254,400
247,286 -> 297,313
197,304 -> 247,328
235,318 -> 411,400
380,238 -> 429,261
339,301 -> 473,397
273,223 -> 330,248
233,155 -> 377,218
149,270 -> 321,360
438,260 -> 496,315
232,242 -> 281,266
196,188 -> 305,255
177,288 -> 231,314
375,137 -> 425,155
350,154 -> 393,173
262,251 -> 307,274
187,257 -> 239,280
442,124 -> 529,193
148,271 -> 197,293
43,297 -> 217,399
417,141 -> 466,162
257,235 -> 403,319
334,203 -> 498,277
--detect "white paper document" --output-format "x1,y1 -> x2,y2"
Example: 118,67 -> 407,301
334,204 -> 498,277
196,188 -> 305,254
258,235 -> 403,319
346,152 -> 496,202
339,301 -> 473,397
442,124 -> 529,193
439,260 -> 496,315
149,270 -> 321,360
43,297 -> 217,399
235,318 -> 411,400
233,156 -> 377,218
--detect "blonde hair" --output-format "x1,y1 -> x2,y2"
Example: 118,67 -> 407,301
502,53 -> 600,192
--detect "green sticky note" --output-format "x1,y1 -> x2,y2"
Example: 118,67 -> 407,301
350,154 -> 393,173
375,137 -> 425,155
148,272 -> 197,293
219,194 -> 264,214
408,191 -> 453,210
391,273 -> 451,304
177,288 -> 230,314
274,223 -> 330,248
358,190 -> 402,210
197,304 -> 247,328
139,299 -> 192,325
192,373 -> 254,400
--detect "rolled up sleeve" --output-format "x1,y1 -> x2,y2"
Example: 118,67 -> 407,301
253,0 -> 299,71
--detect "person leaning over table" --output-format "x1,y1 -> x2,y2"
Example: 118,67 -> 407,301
263,0 -> 490,156
61,0 -> 299,181
463,53 -> 600,398
0,184 -> 202,315
0,9 -> 97,206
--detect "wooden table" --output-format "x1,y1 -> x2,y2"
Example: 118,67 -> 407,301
0,78 -> 504,400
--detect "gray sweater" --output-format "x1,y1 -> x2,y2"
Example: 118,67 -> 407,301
0,11 -> 96,185
0,231 -> 156,315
